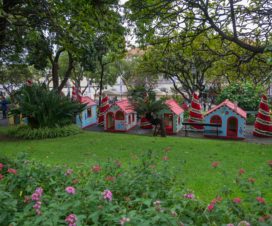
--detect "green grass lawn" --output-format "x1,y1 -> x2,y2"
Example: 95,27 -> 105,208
1,125 -> 272,201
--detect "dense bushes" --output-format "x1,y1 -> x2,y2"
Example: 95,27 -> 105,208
11,84 -> 85,128
8,125 -> 81,139
216,82 -> 261,111
1,151 -> 272,225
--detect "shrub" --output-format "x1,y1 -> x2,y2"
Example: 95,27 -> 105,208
246,114 -> 256,125
8,125 -> 81,139
0,152 -> 272,225
11,84 -> 85,128
216,82 -> 262,111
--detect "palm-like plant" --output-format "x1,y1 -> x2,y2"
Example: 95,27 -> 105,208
128,86 -> 166,136
12,84 -> 85,128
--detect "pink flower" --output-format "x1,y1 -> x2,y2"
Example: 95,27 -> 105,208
233,197 -> 241,204
207,204 -> 214,212
7,168 -> 17,175
227,224 -> 234,226
33,201 -> 42,209
31,192 -> 40,201
0,163 -> 3,171
0,174 -> 4,180
31,187 -> 43,201
162,156 -> 169,161
239,168 -> 245,175
268,160 -> 272,168
65,214 -> 77,226
184,193 -> 195,199
31,187 -> 43,215
35,187 -> 43,196
238,221 -> 250,226
211,162 -> 219,168
120,217 -> 130,225
65,169 -> 73,176
65,186 -> 76,195
256,197 -> 265,204
92,165 -> 101,173
103,189 -> 112,201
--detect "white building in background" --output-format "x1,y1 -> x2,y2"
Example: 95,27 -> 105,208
60,74 -> 174,102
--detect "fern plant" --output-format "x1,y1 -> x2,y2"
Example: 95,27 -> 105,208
11,84 -> 85,128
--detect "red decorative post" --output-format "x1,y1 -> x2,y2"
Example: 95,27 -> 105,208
98,96 -> 110,126
188,93 -> 204,130
253,95 -> 272,137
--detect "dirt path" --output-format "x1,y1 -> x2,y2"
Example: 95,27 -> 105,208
84,124 -> 272,145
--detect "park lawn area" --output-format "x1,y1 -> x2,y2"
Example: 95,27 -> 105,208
1,126 -> 272,201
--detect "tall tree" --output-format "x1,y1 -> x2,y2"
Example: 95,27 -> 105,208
137,34 -> 219,101
1,0 -> 125,93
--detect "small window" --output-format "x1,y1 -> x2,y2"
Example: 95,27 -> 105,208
178,116 -> 181,124
128,114 -> 131,124
132,114 -> 135,122
210,115 -> 222,126
115,111 -> 124,120
87,107 -> 92,118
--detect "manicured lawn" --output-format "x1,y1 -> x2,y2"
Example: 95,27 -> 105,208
1,126 -> 272,201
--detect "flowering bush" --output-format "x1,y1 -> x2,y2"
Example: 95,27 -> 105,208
0,152 -> 272,225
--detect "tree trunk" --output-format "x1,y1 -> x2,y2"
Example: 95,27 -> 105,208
98,59 -> 104,107
52,62 -> 59,90
50,48 -> 65,92
160,116 -> 166,137
58,52 -> 74,93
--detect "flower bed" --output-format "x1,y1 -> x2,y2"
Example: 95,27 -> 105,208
0,152 -> 272,225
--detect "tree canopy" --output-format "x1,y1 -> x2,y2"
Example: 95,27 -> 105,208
1,0 -> 126,93
125,0 -> 272,54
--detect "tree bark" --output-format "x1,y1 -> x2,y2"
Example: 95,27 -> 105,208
51,48 -> 65,91
58,51 -> 74,93
98,58 -> 104,107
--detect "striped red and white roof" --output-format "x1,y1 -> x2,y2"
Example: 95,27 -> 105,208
115,99 -> 135,114
80,96 -> 96,106
205,99 -> 247,119
165,99 -> 184,115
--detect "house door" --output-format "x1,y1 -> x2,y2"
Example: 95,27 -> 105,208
106,112 -> 115,130
227,117 -> 238,137
164,113 -> 173,133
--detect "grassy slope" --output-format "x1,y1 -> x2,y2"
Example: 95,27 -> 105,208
1,126 -> 272,200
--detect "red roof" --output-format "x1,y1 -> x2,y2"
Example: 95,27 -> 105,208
205,99 -> 247,119
115,99 -> 135,114
80,96 -> 96,106
165,99 -> 184,115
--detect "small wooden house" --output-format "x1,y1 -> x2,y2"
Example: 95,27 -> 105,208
158,99 -> 184,135
204,99 -> 247,139
104,99 -> 137,132
76,97 -> 97,129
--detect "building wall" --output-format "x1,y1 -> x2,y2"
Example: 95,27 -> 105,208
204,106 -> 246,138
76,105 -> 97,128
175,113 -> 184,133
